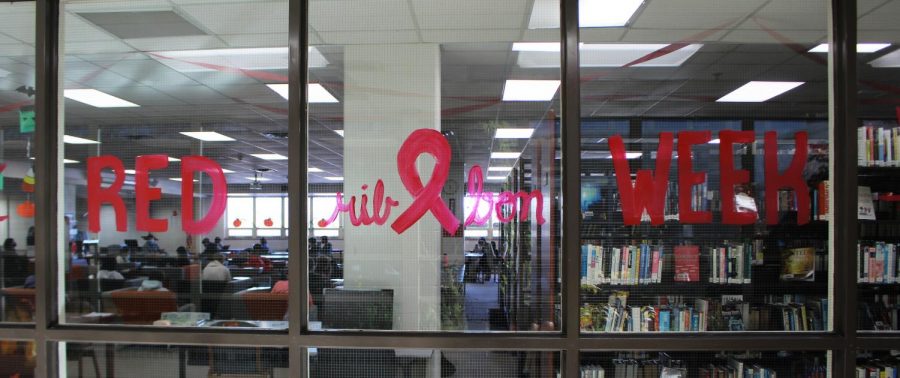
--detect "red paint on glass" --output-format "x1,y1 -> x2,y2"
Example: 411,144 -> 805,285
135,155 -> 169,232
87,156 -> 127,233
181,156 -> 228,234
719,130 -> 757,225
610,133 -> 673,225
677,131 -> 712,224
391,129 -> 460,235
765,131 -> 810,225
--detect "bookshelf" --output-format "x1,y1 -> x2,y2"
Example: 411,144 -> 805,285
580,351 -> 827,378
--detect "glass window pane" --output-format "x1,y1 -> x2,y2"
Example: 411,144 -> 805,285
59,0 -> 288,327
579,1 -> 831,333
0,339 -> 35,376
310,348 -> 559,377
857,0 -> 900,333
0,1 -> 35,325
64,343 -> 287,377
581,350 -> 829,376
308,0 -> 562,332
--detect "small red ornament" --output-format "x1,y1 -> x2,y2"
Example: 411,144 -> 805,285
263,218 -> 274,227
233,218 -> 242,227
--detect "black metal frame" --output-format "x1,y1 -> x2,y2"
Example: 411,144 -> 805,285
1,0 -> 890,376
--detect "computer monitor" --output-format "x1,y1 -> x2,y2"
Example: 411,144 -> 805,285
320,288 -> 393,330
123,239 -> 139,249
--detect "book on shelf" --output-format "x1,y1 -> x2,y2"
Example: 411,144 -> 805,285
709,242 -> 754,284
674,245 -> 700,282
859,186 -> 877,220
579,365 -> 604,378
857,357 -> 900,378
858,242 -> 899,284
780,247 -> 816,282
859,293 -> 900,331
812,180 -> 830,221
858,124 -> 900,167
580,242 -> 663,286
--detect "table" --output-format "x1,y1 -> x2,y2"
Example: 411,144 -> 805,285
180,320 -> 288,378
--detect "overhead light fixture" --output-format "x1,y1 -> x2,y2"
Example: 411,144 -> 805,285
334,130 -> 344,137
245,176 -> 272,182
251,153 -> 288,161
63,135 -> 101,144
605,152 -> 643,159
809,43 -> 890,53
528,0 -> 642,29
596,138 -> 607,143
124,169 -> 137,175
168,157 -> 181,162
325,176 -> 343,181
869,49 -> 900,68
491,152 -> 521,159
179,131 -> 235,142
502,80 -> 560,101
63,159 -> 80,164
495,128 -> 535,139
515,43 -> 702,68
148,47 -> 328,73
221,169 -> 235,173
487,176 -> 508,181
169,177 -> 198,182
63,89 -> 139,108
266,83 -> 339,103
308,167 -> 324,173
488,166 -> 514,172
708,138 -> 721,144
716,81 -> 804,103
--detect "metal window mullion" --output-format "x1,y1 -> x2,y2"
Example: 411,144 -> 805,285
829,0 -> 858,375
560,0 -> 581,374
287,0 -> 309,374
35,0 -> 61,375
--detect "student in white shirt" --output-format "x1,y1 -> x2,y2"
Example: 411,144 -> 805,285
202,254 -> 232,281
97,257 -> 124,280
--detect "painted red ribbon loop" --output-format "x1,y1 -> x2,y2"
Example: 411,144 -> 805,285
391,129 -> 460,235
464,165 -> 494,226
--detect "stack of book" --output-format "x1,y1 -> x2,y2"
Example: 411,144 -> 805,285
709,242 -> 755,284
580,292 -> 711,332
580,242 -> 664,285
764,295 -> 828,331
699,358 -> 777,378
856,358 -> 899,378
857,242 -> 899,284
579,365 -> 604,378
858,125 -> 900,167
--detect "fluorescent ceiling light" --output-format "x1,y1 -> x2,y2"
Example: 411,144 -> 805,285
487,176 -> 508,181
502,80 -> 560,101
334,130 -> 344,137
63,89 -> 139,108
512,42 -> 560,52
63,159 -> 80,164
169,177 -> 199,182
488,166 -> 514,172
251,153 -> 288,161
148,47 -> 328,73
266,83 -> 339,103
491,152 -> 521,159
180,131 -> 235,142
221,169 -> 235,173
168,157 -> 181,162
495,128 -> 535,139
528,0 -> 642,29
516,43 -> 702,68
809,43 -> 890,53
325,176 -> 343,181
124,169 -> 136,175
63,135 -> 101,144
716,81 -> 804,103
708,138 -> 721,144
869,49 -> 900,68
308,167 -> 324,173
245,177 -> 272,181
605,152 -> 642,159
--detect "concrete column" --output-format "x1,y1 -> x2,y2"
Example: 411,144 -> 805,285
342,44 -> 442,331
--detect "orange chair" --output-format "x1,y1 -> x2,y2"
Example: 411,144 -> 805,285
241,292 -> 288,321
1,287 -> 36,322
110,289 -> 177,324
183,264 -> 201,281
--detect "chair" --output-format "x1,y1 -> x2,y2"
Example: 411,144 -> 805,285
183,264 -> 201,281
110,289 -> 177,324
1,287 -> 36,322
66,343 -> 100,378
241,292 -> 288,321
207,346 -> 273,378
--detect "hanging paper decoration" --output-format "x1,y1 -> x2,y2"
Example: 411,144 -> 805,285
233,218 -> 242,227
16,201 -> 35,218
263,218 -> 274,227
22,167 -> 34,193
19,105 -> 35,133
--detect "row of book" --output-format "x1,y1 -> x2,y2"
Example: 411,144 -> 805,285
708,242 -> 759,284
858,242 -> 900,284
580,243 -> 664,285
858,125 -> 900,167
702,358 -> 778,378
857,360 -> 900,378
580,360 -> 779,378
859,294 -> 899,331
581,293 -> 828,332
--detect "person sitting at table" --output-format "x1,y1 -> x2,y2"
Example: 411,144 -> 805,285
307,237 -> 319,256
175,246 -> 191,267
96,257 -> 124,280
141,233 -> 160,253
202,254 -> 232,281
319,236 -> 333,254
259,238 -> 270,252
213,237 -> 225,252
3,238 -> 16,253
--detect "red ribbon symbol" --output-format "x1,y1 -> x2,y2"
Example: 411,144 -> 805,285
391,129 -> 460,235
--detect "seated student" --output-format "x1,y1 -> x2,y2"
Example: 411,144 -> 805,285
213,237 -> 225,252
202,254 -> 232,281
307,237 -> 319,256
3,238 -> 16,253
142,233 -> 161,253
319,236 -> 333,254
137,279 -> 168,291
96,257 -> 124,280
175,246 -> 191,267
258,238 -> 270,252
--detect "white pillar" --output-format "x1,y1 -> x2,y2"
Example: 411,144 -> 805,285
342,43 -> 442,331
